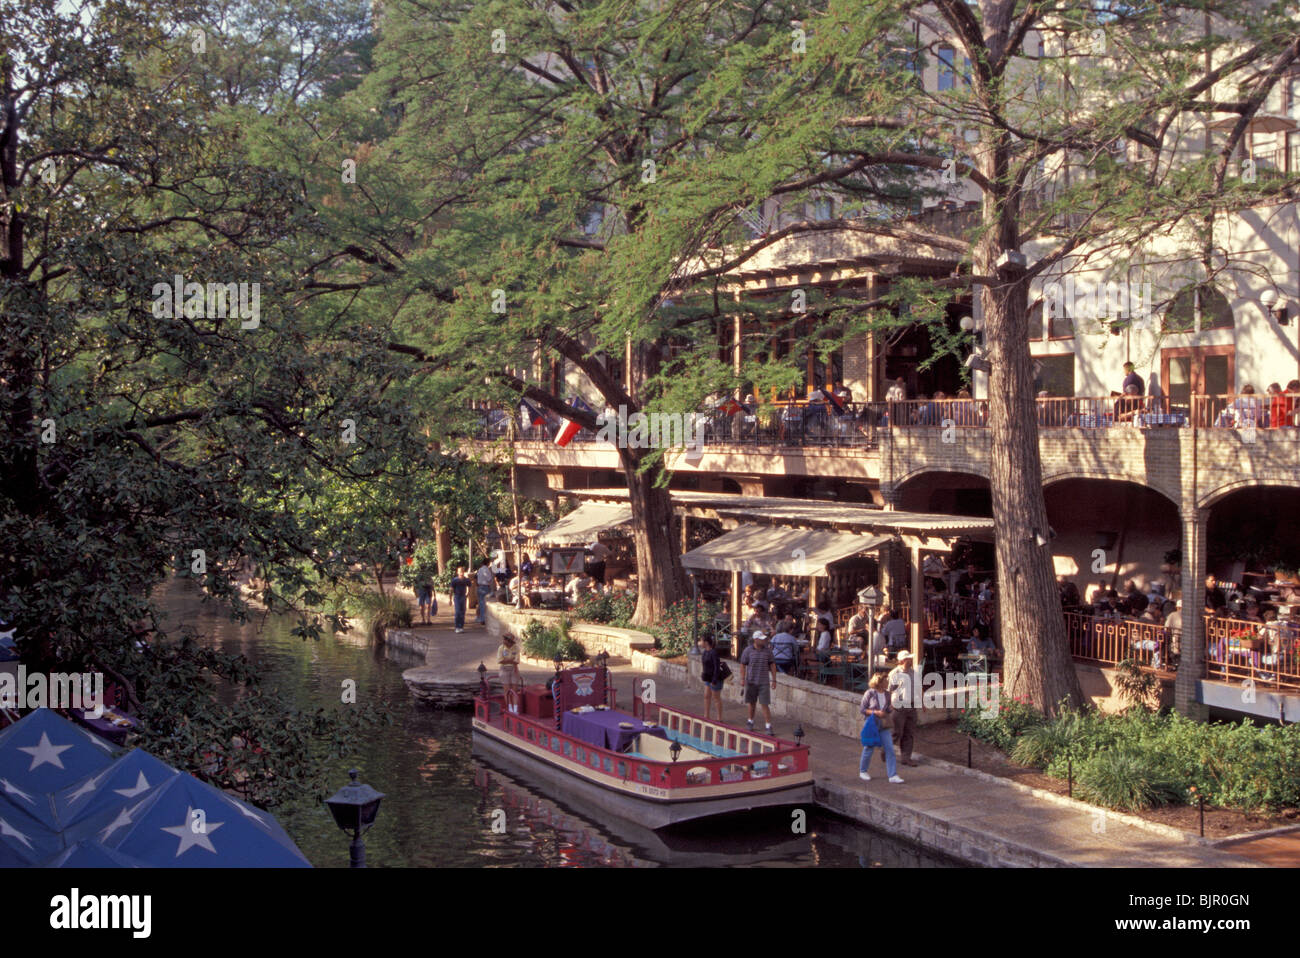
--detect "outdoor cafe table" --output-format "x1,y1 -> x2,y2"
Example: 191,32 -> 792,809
560,709 -> 669,753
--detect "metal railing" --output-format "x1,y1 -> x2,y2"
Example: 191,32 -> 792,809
464,393 -> 1300,444
1205,613 -> 1300,691
1065,610 -> 1171,670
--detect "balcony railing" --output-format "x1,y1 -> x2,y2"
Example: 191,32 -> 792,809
1204,613 -> 1300,691
1065,610 -> 1171,671
465,393 -> 1300,445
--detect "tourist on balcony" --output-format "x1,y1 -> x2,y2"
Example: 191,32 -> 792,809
1058,577 -> 1082,612
917,392 -> 942,426
1285,381 -> 1300,427
951,388 -> 980,426
1205,575 -> 1228,614
885,376 -> 907,426
1231,384 -> 1264,427
1115,383 -> 1143,422
955,564 -> 979,598
1122,362 -> 1144,395
1266,383 -> 1286,428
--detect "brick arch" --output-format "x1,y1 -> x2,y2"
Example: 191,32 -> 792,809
890,464 -> 992,495
1198,476 -> 1300,510
1041,470 -> 1180,509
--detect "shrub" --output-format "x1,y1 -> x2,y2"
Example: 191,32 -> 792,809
351,590 -> 412,641
1075,749 -> 1184,811
1113,659 -> 1161,712
571,589 -> 636,628
398,541 -> 441,591
520,618 -> 586,662
1009,710 -> 1086,769
656,597 -> 722,657
957,696 -> 1047,751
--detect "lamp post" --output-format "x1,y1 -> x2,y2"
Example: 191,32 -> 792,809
324,769 -> 385,869
690,572 -> 699,651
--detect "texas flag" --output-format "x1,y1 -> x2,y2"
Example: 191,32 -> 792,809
716,397 -> 744,416
554,396 -> 593,447
519,398 -> 548,431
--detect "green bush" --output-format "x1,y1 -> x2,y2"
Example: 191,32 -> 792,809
656,597 -> 722,657
978,703 -> 1300,813
957,695 -> 1047,752
1075,749 -> 1184,811
350,590 -> 413,640
520,618 -> 586,662
571,589 -> 637,628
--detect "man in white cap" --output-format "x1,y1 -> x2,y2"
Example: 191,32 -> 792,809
887,651 -> 919,766
739,630 -> 777,735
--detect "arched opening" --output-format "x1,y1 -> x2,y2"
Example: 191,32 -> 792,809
895,470 -> 991,517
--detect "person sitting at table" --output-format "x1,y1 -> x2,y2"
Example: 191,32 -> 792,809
815,617 -> 835,660
1284,380 -> 1300,427
967,628 -> 997,658
880,609 -> 909,655
1266,383 -> 1286,428
952,388 -> 980,426
955,564 -> 979,598
1058,577 -> 1082,612
922,554 -> 947,591
744,602 -> 773,636
565,572 -> 592,603
770,624 -> 800,675
846,603 -> 873,645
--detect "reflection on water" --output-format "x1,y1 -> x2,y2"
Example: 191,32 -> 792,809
155,580 -> 963,868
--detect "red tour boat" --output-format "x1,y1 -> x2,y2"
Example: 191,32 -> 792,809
472,660 -> 812,829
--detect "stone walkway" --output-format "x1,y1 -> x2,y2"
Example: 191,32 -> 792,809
396,600 -> 1263,867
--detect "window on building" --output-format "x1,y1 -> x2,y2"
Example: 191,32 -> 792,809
1027,301 -> 1044,341
937,45 -> 956,91
1035,355 -> 1075,397
810,196 -> 833,221
1049,299 -> 1075,339
1164,283 -> 1233,332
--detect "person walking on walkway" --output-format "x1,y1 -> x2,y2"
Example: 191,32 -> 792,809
739,631 -> 776,735
451,567 -> 472,633
860,672 -> 904,783
698,634 -> 727,721
416,579 -> 434,625
476,559 -> 495,626
888,651 -> 919,766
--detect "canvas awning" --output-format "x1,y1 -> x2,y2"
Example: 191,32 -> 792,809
680,524 -> 891,577
535,502 -> 634,546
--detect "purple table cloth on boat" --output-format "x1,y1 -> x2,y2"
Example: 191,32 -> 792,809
560,710 -> 668,753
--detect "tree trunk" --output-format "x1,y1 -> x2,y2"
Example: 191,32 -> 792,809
979,256 -> 1086,715
626,463 -> 687,626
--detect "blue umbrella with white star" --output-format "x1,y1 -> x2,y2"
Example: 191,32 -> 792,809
41,838 -> 149,868
97,772 -> 310,867
0,709 -> 118,798
55,748 -> 179,835
0,799 -> 62,866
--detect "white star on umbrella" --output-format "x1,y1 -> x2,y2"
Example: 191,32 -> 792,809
0,778 -> 35,805
18,732 -> 74,771
233,800 -> 268,828
113,772 -> 152,799
0,816 -> 34,850
100,795 -> 151,842
160,807 -> 224,857
66,769 -> 109,802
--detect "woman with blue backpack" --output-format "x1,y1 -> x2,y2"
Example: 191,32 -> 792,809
859,671 -> 904,783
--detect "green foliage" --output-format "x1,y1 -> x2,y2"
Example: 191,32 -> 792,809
1075,750 -> 1185,812
1114,659 -> 1162,712
571,589 -> 637,629
656,598 -> 722,657
349,590 -> 413,640
520,618 -> 586,662
975,704 -> 1300,813
398,541 -> 441,590
957,696 -> 1048,752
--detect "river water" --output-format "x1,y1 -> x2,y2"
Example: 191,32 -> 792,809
156,582 -> 962,868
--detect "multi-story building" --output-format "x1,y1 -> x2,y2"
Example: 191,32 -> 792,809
470,13 -> 1300,722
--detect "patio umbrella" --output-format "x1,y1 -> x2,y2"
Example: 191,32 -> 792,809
95,772 -> 310,867
41,839 -> 149,868
0,708 -> 119,799
55,748 -> 179,834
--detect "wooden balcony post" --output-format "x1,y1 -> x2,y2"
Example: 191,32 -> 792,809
1174,507 -> 1209,719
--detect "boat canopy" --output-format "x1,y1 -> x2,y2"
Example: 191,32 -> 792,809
535,502 -> 633,546
679,524 -> 891,577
